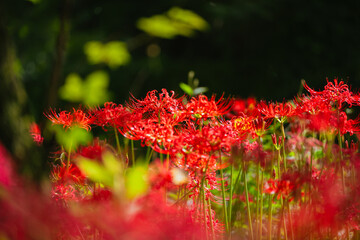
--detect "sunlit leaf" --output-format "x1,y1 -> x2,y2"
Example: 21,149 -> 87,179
137,15 -> 179,39
84,41 -> 103,65
59,71 -> 110,106
77,158 -> 113,187
179,82 -> 193,96
83,70 -> 110,106
193,87 -> 208,95
59,73 -> 84,102
52,125 -> 93,151
102,151 -> 122,175
125,166 -> 148,199
105,41 -> 131,68
84,41 -> 130,68
167,7 -> 209,31
136,7 -> 209,39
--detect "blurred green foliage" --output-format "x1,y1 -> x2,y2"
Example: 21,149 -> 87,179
59,71 -> 110,106
137,7 -> 208,39
77,151 -> 122,188
125,165 -> 149,199
84,41 -> 130,68
3,0 -> 359,114
51,125 -> 93,151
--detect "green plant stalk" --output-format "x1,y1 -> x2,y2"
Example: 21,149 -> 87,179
309,149 -> 313,240
277,149 -> 282,179
228,164 -> 234,232
131,139 -> 135,166
256,161 -> 260,238
268,194 -> 273,240
280,121 -> 287,171
207,195 -> 215,240
283,202 -> 288,240
146,148 -> 154,165
219,152 -> 229,232
242,161 -> 254,240
66,142 -> 72,171
232,168 -> 242,194
201,181 -> 208,239
287,200 -> 294,240
259,169 -> 264,239
268,153 -> 275,240
113,125 -> 122,155
337,131 -> 350,240
277,198 -> 287,240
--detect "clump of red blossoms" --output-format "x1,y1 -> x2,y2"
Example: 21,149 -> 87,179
3,79 -> 360,239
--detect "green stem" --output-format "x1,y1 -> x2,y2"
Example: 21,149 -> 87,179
256,161 -> 260,238
66,142 -> 72,171
131,139 -> 135,166
207,194 -> 215,240
259,168 -> 264,239
337,131 -> 350,240
268,194 -> 273,240
287,200 -> 294,240
277,198 -> 287,240
243,161 -> 254,240
146,148 -> 154,165
219,151 -> 229,232
201,181 -> 208,239
113,125 -> 121,156
280,121 -> 287,171
277,149 -> 282,180
228,164 -> 234,232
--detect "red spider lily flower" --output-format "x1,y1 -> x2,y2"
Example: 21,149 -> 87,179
127,89 -> 185,121
124,117 -> 178,154
51,162 -> 86,184
51,184 -> 79,202
171,121 -> 236,157
29,122 -> 44,145
257,100 -> 295,121
148,160 -> 174,190
302,110 -> 360,135
294,94 -> 333,118
75,139 -> 110,162
185,94 -> 232,120
45,108 -> 92,131
90,102 -> 131,130
303,78 -> 360,109
232,116 -> 254,138
225,97 -> 257,118
264,179 -> 295,200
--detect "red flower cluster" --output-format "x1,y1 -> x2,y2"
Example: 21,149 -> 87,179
36,80 -> 360,239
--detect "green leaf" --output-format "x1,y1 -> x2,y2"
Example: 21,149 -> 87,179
193,87 -> 208,96
84,41 -> 130,68
179,82 -> 193,96
102,151 -> 122,175
104,41 -> 131,68
137,15 -> 180,39
167,7 -> 209,31
84,41 -> 104,65
59,73 -> 84,102
52,126 -> 93,151
77,158 -> 114,187
84,70 -> 110,106
125,166 -> 148,199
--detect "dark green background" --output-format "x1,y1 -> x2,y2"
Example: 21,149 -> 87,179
1,0 -> 360,178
